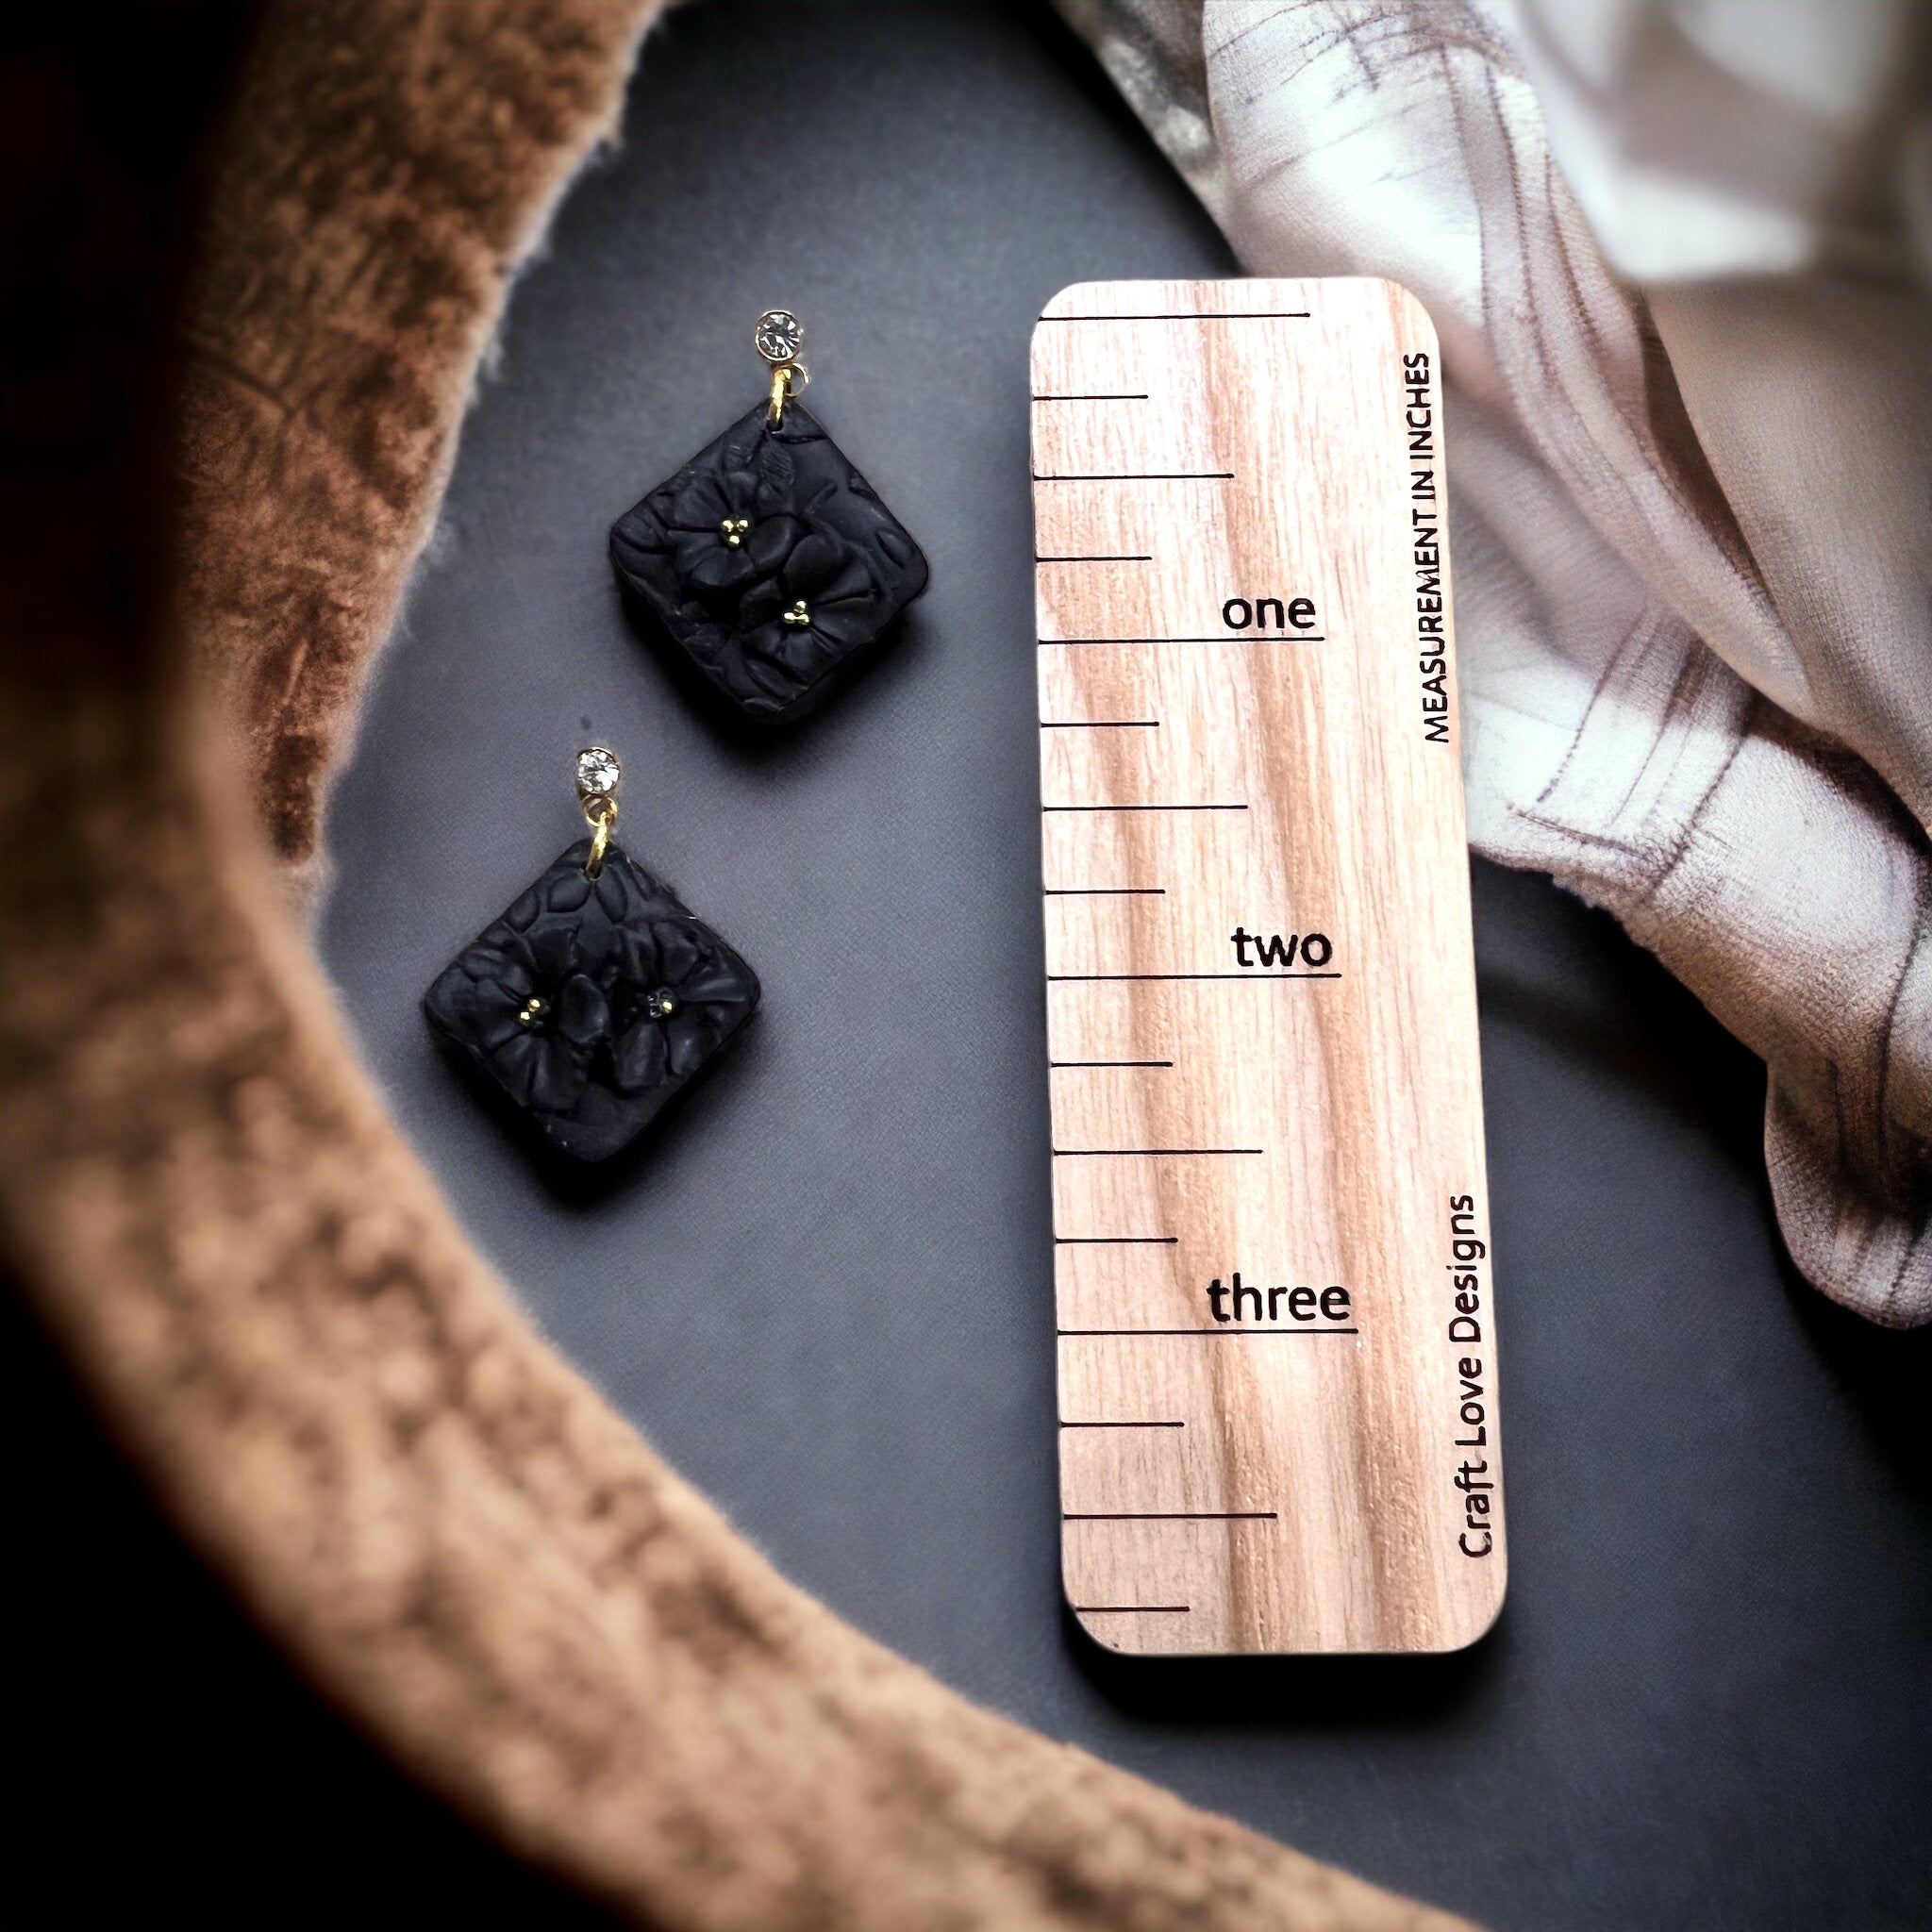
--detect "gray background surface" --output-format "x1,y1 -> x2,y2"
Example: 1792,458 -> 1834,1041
302,4 -> 1932,1927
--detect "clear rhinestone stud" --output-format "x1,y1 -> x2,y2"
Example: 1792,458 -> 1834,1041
575,745 -> 621,800
754,308 -> 803,365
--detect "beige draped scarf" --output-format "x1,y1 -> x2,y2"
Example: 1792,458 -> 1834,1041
1058,0 -> 1932,1326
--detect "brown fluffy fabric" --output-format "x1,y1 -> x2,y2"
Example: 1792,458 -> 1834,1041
178,0 -> 660,871
0,5 -> 1479,1926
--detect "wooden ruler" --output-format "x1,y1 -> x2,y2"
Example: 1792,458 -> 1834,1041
1031,278 -> 1503,1656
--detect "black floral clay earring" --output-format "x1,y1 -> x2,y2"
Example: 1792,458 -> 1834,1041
423,747 -> 760,1164
608,310 -> 929,724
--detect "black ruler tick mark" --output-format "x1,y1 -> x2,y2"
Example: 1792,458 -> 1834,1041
1058,1327 -> 1361,1338
1064,1510 -> 1279,1521
1049,972 -> 1341,982
1040,311 -> 1310,322
1054,1147 -> 1263,1158
1041,635 -> 1325,646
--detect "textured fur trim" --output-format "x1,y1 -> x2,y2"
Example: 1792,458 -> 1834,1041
175,0 -> 661,878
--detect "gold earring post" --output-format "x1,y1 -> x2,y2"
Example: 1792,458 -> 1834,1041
575,745 -> 621,878
755,308 -> 808,425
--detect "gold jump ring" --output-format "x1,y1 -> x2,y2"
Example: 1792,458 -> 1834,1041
584,796 -> 616,878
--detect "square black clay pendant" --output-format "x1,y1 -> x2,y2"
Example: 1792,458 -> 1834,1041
608,400 -> 928,725
424,840 -> 760,1164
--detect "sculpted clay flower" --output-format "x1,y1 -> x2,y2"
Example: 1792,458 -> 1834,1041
450,916 -> 609,1116
611,917 -> 762,1093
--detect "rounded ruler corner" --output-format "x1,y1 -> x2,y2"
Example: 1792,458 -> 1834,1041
1031,276 -> 1503,1657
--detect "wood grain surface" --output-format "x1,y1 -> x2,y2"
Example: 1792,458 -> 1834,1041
1032,278 -> 1503,1656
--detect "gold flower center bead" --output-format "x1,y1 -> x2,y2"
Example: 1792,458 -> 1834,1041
517,995 -> 547,1026
720,517 -> 750,548
781,599 -> 809,626
646,989 -> 678,1020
